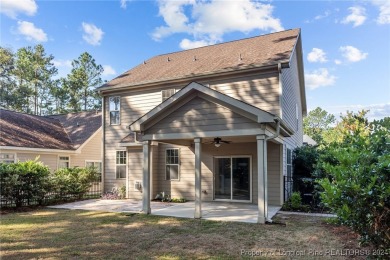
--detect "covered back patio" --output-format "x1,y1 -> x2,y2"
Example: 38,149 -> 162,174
129,82 -> 293,224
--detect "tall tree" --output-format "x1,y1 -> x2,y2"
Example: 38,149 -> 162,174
303,107 -> 336,144
13,45 -> 57,115
67,52 -> 103,111
0,47 -> 16,109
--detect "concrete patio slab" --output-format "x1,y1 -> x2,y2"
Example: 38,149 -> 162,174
48,199 -> 281,223
48,199 -> 175,213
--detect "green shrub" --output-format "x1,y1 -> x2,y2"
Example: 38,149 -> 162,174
51,167 -> 99,199
0,159 -> 51,207
318,112 -> 390,249
118,185 -> 126,199
290,192 -> 302,209
171,197 -> 186,203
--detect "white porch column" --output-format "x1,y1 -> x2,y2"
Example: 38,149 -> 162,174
256,135 -> 268,224
194,138 -> 202,219
142,140 -> 151,214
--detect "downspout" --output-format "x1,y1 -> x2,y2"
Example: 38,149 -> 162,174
101,96 -> 105,194
263,118 -> 281,223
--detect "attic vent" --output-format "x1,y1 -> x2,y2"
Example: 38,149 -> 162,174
167,57 -> 170,62
143,60 -> 146,64
239,53 -> 243,61
193,55 -> 197,61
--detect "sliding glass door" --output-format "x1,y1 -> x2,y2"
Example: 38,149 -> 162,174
214,156 -> 251,201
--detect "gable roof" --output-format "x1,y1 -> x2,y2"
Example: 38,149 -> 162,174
130,82 -> 293,137
99,28 -> 300,90
48,111 -> 102,149
0,109 -> 101,150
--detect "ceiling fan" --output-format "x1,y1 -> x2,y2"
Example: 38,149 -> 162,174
206,137 -> 231,147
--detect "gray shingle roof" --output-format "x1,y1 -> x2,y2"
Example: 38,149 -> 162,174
101,28 -> 300,89
0,109 -> 101,150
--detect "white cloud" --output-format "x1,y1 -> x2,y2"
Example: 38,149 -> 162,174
372,0 -> 390,24
307,48 -> 327,63
0,0 -> 37,18
339,45 -> 368,62
102,65 -> 117,76
324,103 -> 390,121
341,6 -> 366,27
120,0 -> 131,9
179,38 -> 215,50
82,22 -> 104,46
17,21 -> 47,42
152,0 -> 283,49
315,10 -> 331,20
53,59 -> 72,68
305,68 -> 336,90
334,59 -> 342,65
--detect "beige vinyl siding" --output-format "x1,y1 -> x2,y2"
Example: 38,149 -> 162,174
209,72 -> 281,116
267,142 -> 282,205
281,50 -> 303,148
146,97 -> 260,135
143,142 -> 282,205
103,88 -> 164,192
11,152 -> 59,172
70,129 -> 102,168
280,47 -> 304,185
103,71 -> 283,193
126,147 -> 143,199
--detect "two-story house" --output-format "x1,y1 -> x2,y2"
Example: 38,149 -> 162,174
98,28 -> 306,223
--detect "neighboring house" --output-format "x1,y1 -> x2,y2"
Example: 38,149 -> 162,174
303,134 -> 318,146
0,109 -> 102,178
98,28 -> 306,223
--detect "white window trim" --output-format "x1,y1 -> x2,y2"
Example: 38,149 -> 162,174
85,160 -> 102,182
58,155 -> 70,170
161,89 -> 176,102
116,151 -> 127,179
85,160 -> 102,169
165,148 -> 180,181
0,152 -> 16,163
213,155 -> 252,203
109,96 -> 121,125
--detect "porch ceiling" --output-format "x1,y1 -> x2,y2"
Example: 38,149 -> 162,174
155,135 -> 258,147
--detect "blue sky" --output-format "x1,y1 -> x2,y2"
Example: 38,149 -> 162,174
1,0 -> 389,120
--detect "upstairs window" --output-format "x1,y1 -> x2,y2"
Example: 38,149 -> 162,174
166,148 -> 179,180
0,153 -> 15,164
162,89 -> 175,102
116,151 -> 127,179
109,96 -> 120,125
58,156 -> 70,169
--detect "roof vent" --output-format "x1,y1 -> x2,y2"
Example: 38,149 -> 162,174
193,56 -> 197,61
143,60 -> 146,64
167,57 -> 170,62
239,53 -> 243,61
77,122 -> 80,127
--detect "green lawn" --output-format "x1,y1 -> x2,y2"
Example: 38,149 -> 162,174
0,209 -> 368,259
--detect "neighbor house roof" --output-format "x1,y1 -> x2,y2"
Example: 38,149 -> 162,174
100,28 -> 300,90
0,109 -> 101,150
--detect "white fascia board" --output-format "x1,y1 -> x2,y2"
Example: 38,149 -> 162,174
0,146 -> 78,154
